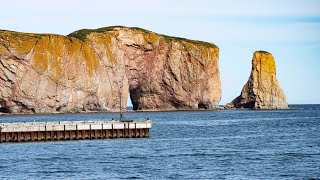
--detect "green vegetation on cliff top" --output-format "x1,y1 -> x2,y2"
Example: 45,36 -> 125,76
67,26 -> 217,48
67,26 -> 125,40
0,29 -> 62,38
255,50 -> 271,54
0,26 -> 217,48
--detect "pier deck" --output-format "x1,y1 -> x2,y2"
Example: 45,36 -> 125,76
0,120 -> 152,143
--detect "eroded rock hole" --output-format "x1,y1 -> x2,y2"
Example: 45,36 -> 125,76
129,89 -> 140,111
0,107 -> 10,113
198,103 -> 208,109
55,106 -> 62,112
243,101 -> 255,109
0,99 -> 11,113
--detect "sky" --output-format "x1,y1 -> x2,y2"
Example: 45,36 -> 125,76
1,0 -> 319,105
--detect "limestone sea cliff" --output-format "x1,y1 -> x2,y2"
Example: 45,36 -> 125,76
0,26 -> 221,114
226,51 -> 288,109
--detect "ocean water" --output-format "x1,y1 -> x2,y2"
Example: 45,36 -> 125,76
0,105 -> 319,179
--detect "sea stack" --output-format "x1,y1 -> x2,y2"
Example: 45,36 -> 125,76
226,51 -> 288,109
0,26 -> 221,114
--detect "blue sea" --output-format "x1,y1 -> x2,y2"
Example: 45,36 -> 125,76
0,105 -> 319,179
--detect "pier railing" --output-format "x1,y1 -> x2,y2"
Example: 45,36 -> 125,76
0,120 -> 152,143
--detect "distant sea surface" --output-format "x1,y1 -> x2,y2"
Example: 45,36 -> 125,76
0,104 -> 319,179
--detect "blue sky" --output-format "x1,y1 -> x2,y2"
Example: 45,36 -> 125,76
1,0 -> 319,104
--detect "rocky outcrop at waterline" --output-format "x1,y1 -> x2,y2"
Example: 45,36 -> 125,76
0,26 -> 221,114
225,51 -> 288,110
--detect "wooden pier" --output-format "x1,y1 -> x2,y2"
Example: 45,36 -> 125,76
0,120 -> 152,143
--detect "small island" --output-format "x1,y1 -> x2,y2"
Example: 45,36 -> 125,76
225,51 -> 288,109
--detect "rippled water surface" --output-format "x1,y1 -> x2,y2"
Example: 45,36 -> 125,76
0,105 -> 320,179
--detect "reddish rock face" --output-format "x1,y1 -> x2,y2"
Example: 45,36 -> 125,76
0,26 -> 221,114
226,51 -> 288,110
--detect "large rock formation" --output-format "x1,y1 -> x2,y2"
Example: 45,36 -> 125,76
0,26 -> 221,114
226,51 -> 288,109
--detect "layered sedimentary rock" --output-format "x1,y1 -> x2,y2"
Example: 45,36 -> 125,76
0,26 -> 221,113
226,51 -> 287,109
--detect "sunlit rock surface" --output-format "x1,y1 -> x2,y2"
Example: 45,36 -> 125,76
0,26 -> 221,113
226,51 -> 288,109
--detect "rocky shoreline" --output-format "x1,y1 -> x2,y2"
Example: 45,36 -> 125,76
0,106 -> 299,116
